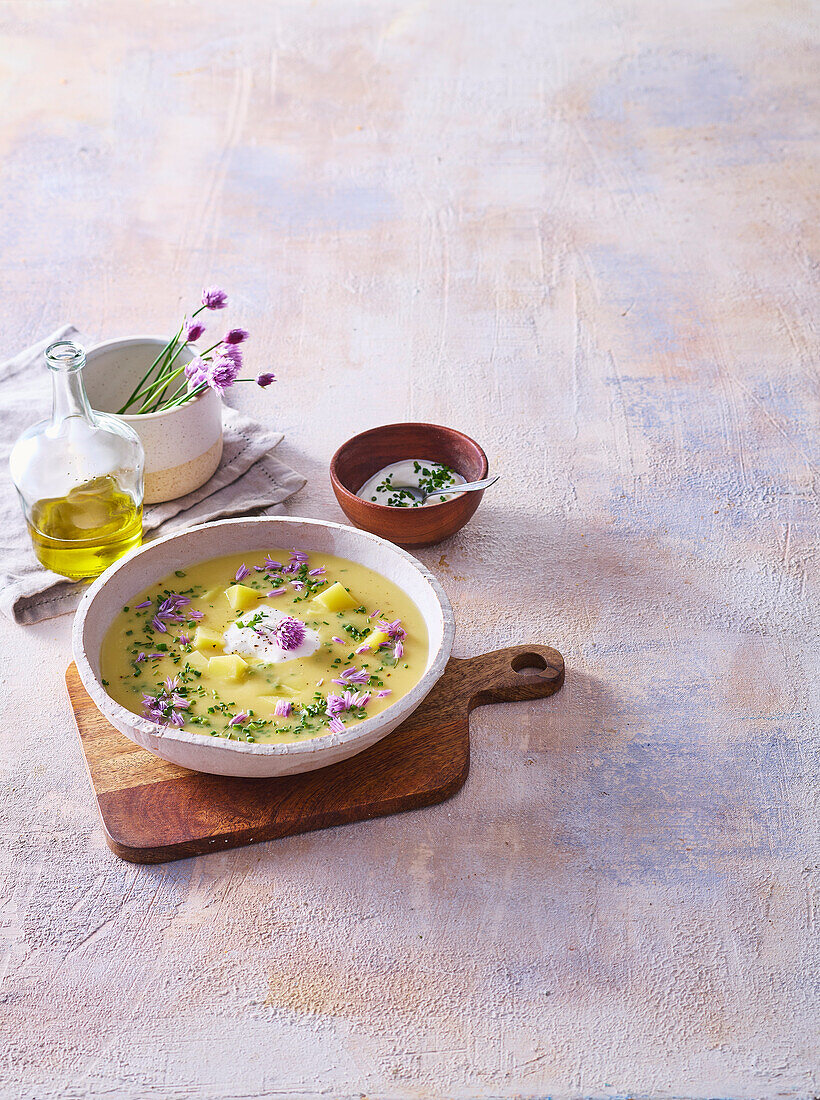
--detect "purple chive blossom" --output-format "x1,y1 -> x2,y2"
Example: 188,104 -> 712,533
308,567 -> 325,577
281,551 -> 308,575
235,564 -> 251,582
263,556 -> 282,570
186,320 -> 206,342
342,667 -> 369,684
274,700 -> 292,717
272,616 -> 306,652
187,355 -> 239,395
327,690 -> 370,717
179,633 -> 189,646
377,618 -> 406,640
187,609 -> 204,620
155,595 -> 189,623
136,652 -> 146,663
266,588 -> 286,597
163,593 -> 190,609
331,668 -> 369,687
229,712 -> 249,727
329,716 -> 345,734
223,327 -> 249,345
332,636 -> 345,645
291,580 -> 305,591
146,652 -> 165,660
135,599 -> 152,610
142,695 -> 166,723
394,641 -> 404,660
151,616 -> 167,633
369,609 -> 381,618
141,680 -> 191,726
202,286 -> 228,310
338,691 -> 359,712
256,372 -> 276,388
377,689 -> 392,698
355,644 -> 371,655
316,678 -> 324,687
184,356 -> 208,386
220,344 -> 243,367
325,693 -> 346,717
206,356 -> 241,395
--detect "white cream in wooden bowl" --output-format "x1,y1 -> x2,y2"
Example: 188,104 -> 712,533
358,459 -> 466,507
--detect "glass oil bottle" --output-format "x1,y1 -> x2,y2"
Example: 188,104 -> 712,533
9,340 -> 145,580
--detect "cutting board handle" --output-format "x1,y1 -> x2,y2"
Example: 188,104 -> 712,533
452,644 -> 565,711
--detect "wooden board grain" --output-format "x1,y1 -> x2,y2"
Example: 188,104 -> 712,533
67,645 -> 564,864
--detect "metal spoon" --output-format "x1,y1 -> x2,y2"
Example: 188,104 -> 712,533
390,474 -> 499,506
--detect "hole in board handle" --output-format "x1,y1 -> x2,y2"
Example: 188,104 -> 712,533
510,652 -> 549,678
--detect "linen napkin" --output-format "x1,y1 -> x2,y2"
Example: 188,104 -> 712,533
0,325 -> 306,625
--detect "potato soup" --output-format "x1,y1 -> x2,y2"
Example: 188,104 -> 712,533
100,547 -> 428,744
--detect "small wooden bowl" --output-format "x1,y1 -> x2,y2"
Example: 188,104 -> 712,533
330,423 -> 489,546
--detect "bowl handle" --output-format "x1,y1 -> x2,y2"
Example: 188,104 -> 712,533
449,645 -> 565,710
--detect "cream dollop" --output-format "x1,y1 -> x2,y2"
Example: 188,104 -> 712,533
223,607 -> 319,664
357,459 -> 465,507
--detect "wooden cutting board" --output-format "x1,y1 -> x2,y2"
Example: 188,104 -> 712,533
66,644 -> 564,864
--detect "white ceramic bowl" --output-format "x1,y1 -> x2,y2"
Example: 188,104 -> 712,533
83,336 -> 223,504
72,517 -> 455,777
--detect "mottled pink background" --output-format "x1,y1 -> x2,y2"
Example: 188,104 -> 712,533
0,1 -> 817,1097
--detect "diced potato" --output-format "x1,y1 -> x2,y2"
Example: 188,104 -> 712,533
360,629 -> 389,651
225,584 -> 258,611
208,653 -> 248,682
184,650 -> 209,673
193,625 -> 224,653
313,581 -> 357,612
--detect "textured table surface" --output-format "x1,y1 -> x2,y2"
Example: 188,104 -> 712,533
0,2 -> 817,1097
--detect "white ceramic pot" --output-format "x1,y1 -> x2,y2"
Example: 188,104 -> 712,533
72,516 -> 456,778
83,336 -> 223,504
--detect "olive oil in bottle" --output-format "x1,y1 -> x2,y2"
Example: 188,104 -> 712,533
27,475 -> 143,580
10,341 -> 145,581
